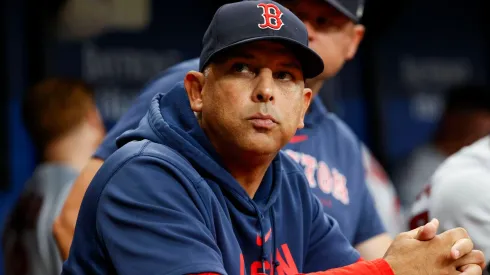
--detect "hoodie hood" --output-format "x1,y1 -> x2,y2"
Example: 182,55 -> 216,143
116,82 -> 286,273
116,81 -> 281,215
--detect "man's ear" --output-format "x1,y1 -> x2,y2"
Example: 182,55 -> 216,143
346,24 -> 365,60
184,71 -> 206,112
297,87 -> 313,129
86,106 -> 106,134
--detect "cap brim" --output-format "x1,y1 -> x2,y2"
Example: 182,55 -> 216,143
202,36 -> 324,79
324,0 -> 362,22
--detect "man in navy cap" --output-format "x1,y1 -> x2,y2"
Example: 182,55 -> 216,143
62,1 -> 485,275
54,0 -> 400,262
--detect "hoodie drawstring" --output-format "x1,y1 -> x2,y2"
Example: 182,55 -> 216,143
251,200 -> 279,275
258,212 -> 269,274
271,209 -> 280,271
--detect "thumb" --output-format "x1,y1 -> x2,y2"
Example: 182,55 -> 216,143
416,218 -> 440,241
403,219 -> 440,240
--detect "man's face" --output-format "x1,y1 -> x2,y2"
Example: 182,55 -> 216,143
463,111 -> 490,146
86,105 -> 106,147
185,41 -> 312,157
283,0 -> 365,81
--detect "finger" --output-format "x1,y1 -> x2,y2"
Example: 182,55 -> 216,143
458,264 -> 473,272
454,250 -> 486,270
459,264 -> 482,275
451,238 -> 474,260
416,218 -> 440,241
440,227 -> 470,245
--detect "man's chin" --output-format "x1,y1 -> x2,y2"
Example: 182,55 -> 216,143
238,137 -> 281,157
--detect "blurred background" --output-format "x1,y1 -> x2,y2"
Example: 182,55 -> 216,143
0,0 -> 488,273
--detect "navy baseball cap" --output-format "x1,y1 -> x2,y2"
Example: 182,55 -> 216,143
277,0 -> 364,23
325,0 -> 364,22
199,0 -> 324,79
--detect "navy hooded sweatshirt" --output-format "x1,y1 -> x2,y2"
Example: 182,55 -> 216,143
93,58 -> 385,247
62,81 -> 360,274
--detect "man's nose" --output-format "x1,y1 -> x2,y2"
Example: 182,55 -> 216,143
252,69 -> 275,103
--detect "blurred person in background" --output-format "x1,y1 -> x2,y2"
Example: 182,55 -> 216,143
394,84 -> 490,211
280,0 -> 404,239
53,0 -> 402,262
2,78 -> 106,275
409,134 -> 490,270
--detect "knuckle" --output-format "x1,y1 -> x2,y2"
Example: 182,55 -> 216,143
395,232 -> 406,241
461,237 -> 474,247
456,227 -> 469,237
474,250 -> 485,261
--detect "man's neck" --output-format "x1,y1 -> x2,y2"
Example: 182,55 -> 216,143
43,126 -> 101,172
198,117 -> 276,198
221,151 -> 275,199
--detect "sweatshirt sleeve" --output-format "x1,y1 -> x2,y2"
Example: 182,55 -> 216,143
302,259 -> 394,275
96,155 -> 227,275
189,259 -> 393,275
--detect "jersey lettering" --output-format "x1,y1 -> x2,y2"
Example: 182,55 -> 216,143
317,161 -> 333,194
333,169 -> 349,205
285,149 -> 350,205
301,154 -> 317,188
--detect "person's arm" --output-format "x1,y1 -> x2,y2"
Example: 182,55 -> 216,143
303,202 -> 480,275
352,144 -> 392,260
302,259 -> 392,275
61,157 -> 485,275
53,71 -> 163,259
355,234 -> 393,261
63,156 -> 226,274
190,259 -> 392,275
353,185 -> 392,260
353,181 -> 392,260
53,157 -> 103,259
307,217 -> 485,275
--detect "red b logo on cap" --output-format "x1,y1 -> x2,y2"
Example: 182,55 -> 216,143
257,3 -> 284,30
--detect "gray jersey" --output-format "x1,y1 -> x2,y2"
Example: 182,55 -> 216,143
410,136 -> 490,263
3,164 -> 77,275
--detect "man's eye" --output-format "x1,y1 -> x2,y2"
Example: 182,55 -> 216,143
232,63 -> 249,72
316,16 -> 328,26
276,71 -> 293,80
